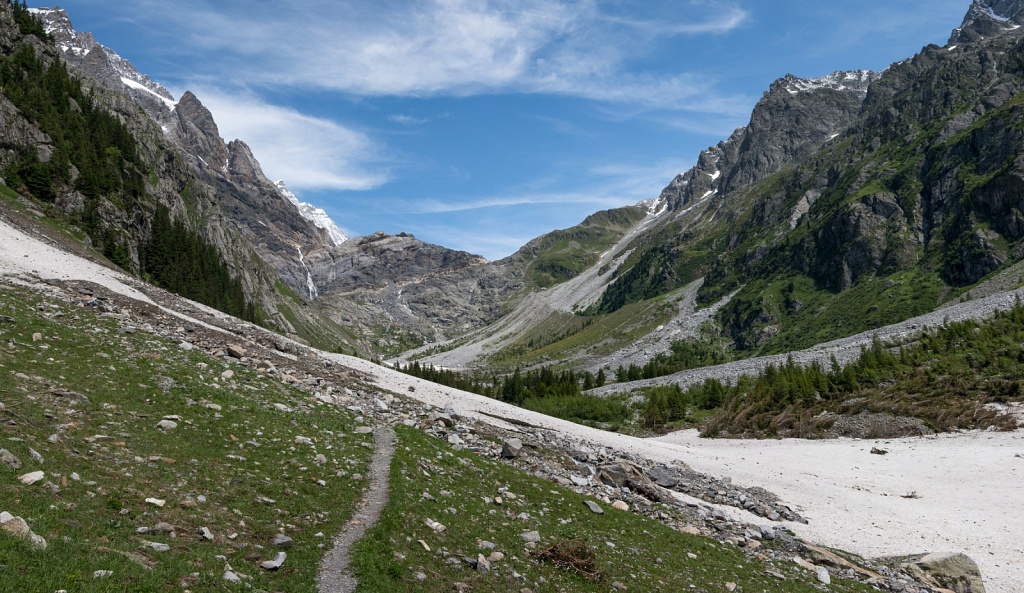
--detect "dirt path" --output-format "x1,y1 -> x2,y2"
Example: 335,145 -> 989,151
317,427 -> 396,593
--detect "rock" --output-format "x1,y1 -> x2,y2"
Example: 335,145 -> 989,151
178,341 -> 194,351
273,403 -> 291,412
597,461 -> 647,489
476,553 -> 491,573
502,438 -> 523,459
145,497 -> 166,507
199,527 -> 214,541
314,454 -> 327,464
152,522 -> 174,533
413,571 -> 427,581
156,420 -> 177,431
220,370 -> 234,380
146,541 -> 170,552
18,471 -> 45,485
434,413 -> 455,428
27,448 -> 43,464
520,531 -> 540,543
443,402 -> 463,420
294,436 -> 313,445
816,567 -> 831,585
226,345 -> 246,359
0,449 -> 22,469
584,501 -> 604,514
223,571 -> 241,583
261,552 -> 287,571
612,500 -> 629,511
272,533 -> 293,548
899,552 -> 986,593
448,434 -> 464,446
570,475 -> 589,486
871,447 -> 888,455
354,426 -> 374,434
374,398 -> 389,412
0,513 -> 30,538
28,533 -> 46,549
646,467 -> 679,489
93,570 -> 114,579
794,557 -> 817,571
32,332 -> 42,341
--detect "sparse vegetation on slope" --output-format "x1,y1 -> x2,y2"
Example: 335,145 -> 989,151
650,304 -> 1024,438
0,284 -> 372,591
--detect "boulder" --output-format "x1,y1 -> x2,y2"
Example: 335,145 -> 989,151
501,438 -> 523,459
443,402 -> 463,421
899,552 -> 986,593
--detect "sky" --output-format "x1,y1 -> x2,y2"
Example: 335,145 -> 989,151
39,0 -> 970,260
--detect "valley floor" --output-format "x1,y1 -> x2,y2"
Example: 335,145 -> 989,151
2,211 -> 1022,592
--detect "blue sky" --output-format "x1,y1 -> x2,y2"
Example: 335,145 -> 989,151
41,0 -> 969,259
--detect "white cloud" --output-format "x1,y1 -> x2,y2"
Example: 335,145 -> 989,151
122,0 -> 749,111
191,89 -> 389,192
395,157 -> 691,214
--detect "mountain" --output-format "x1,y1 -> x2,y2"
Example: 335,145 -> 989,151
28,7 -> 176,120
9,0 -> 1024,374
275,181 -> 348,247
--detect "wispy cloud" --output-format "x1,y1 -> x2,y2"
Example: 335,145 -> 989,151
392,157 -> 691,214
190,88 -> 389,192
121,0 -> 749,112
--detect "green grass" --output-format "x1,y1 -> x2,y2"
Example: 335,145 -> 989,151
351,425 -> 876,593
0,284 -> 372,591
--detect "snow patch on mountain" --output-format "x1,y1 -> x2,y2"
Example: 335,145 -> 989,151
777,70 -> 876,96
275,181 -> 348,246
120,77 -> 176,109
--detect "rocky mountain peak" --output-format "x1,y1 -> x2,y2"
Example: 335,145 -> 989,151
28,7 -> 177,118
170,91 -> 229,171
658,70 -> 874,212
275,181 -> 349,247
769,70 -> 876,98
950,0 -> 1024,44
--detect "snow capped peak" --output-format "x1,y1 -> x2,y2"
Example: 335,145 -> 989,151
773,70 -> 876,96
28,7 -> 177,111
275,181 -> 349,246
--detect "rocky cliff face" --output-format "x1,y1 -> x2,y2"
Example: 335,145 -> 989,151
658,71 -> 876,212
